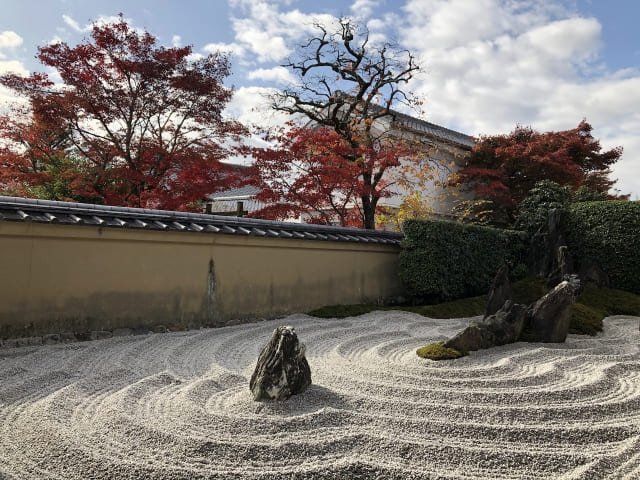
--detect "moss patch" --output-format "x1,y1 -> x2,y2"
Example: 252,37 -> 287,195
416,342 -> 466,360
569,303 -> 604,336
569,285 -> 640,335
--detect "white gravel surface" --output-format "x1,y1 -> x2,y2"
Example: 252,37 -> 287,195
1,311 -> 639,479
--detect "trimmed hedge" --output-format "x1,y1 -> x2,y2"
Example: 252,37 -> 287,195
564,201 -> 640,294
399,219 -> 527,303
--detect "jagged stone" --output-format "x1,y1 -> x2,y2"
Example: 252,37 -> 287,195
485,264 -> 513,317
250,326 -> 311,401
547,245 -> 573,288
526,276 -> 582,343
445,301 -> 528,352
528,209 -> 566,277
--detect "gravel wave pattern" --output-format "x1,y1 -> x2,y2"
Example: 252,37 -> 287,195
1,312 -> 639,479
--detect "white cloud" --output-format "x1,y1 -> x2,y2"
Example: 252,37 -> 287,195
0,60 -> 28,76
351,0 -> 380,20
61,14 -> 138,36
0,31 -> 23,49
0,59 -> 29,111
247,66 -> 296,85
203,42 -> 246,59
226,85 -> 289,129
172,35 -> 182,47
229,1 -> 336,63
523,17 -> 601,62
62,14 -> 91,33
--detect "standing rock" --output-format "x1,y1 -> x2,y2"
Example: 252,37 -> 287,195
485,264 -> 513,317
526,276 -> 582,343
528,208 -> 566,278
250,326 -> 311,401
445,300 -> 528,353
547,245 -> 574,288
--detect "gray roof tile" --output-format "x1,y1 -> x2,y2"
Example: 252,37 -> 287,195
0,196 -> 403,245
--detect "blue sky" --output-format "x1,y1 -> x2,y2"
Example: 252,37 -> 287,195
1,0 -> 639,199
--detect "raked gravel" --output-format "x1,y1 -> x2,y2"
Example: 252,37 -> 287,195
1,311 -> 639,479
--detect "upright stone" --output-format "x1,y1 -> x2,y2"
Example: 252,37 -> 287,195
485,264 -> 513,317
527,276 -> 582,343
547,245 -> 573,288
250,326 -> 311,401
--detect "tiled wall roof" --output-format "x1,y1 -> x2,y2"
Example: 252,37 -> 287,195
0,196 -> 403,245
390,110 -> 475,149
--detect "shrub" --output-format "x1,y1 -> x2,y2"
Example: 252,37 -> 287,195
564,201 -> 640,294
514,180 -> 570,234
399,219 -> 527,303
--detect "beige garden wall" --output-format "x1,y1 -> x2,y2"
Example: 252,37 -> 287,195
0,221 -> 403,339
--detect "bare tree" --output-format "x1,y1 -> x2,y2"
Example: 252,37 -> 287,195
273,20 -> 421,229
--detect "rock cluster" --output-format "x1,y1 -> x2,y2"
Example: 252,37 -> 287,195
444,267 -> 583,353
250,326 -> 311,401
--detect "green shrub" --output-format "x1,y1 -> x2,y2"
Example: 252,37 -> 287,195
416,342 -> 466,360
564,201 -> 640,294
514,180 -> 570,234
399,219 -> 527,303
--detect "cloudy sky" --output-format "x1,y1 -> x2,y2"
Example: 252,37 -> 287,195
1,0 -> 639,199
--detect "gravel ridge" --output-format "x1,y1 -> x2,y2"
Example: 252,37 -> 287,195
1,312 -> 639,479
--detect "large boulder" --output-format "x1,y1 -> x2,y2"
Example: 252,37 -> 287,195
485,264 -> 513,317
444,300 -> 529,353
250,326 -> 311,401
526,276 -> 582,343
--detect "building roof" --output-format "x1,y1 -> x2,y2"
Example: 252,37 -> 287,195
0,196 -> 403,245
389,110 -> 475,149
207,184 -> 261,200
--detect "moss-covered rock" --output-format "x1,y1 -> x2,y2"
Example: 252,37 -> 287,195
416,342 -> 466,361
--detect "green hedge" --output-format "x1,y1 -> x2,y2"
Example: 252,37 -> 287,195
564,201 -> 640,294
399,220 -> 527,303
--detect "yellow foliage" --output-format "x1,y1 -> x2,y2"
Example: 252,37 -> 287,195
377,193 -> 433,232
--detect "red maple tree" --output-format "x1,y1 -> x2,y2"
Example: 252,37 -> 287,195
249,125 -> 411,228
451,120 -> 623,223
0,15 -> 246,210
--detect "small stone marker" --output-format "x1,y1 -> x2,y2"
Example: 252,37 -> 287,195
250,326 -> 311,401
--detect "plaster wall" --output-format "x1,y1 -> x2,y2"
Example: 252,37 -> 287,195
0,221 -> 402,338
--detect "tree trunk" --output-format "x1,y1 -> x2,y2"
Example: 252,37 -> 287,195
361,195 -> 376,230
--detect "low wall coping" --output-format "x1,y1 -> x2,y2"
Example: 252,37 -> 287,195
0,196 -> 403,245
